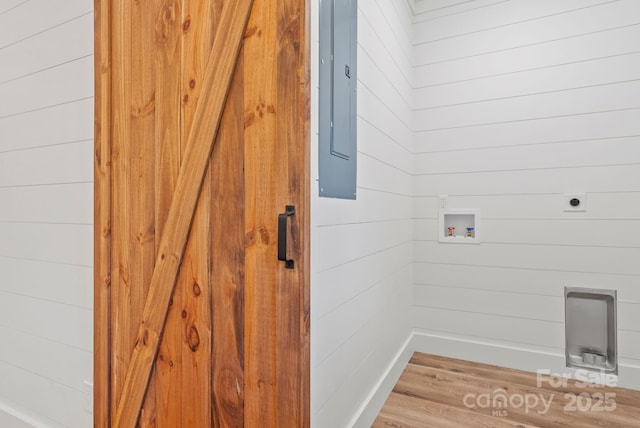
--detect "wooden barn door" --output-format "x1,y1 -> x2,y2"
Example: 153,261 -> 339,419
94,0 -> 309,427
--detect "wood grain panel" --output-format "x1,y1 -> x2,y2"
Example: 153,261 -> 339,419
375,393 -> 538,428
112,1 -> 254,426
130,2 -> 164,425
243,0 -> 310,425
276,0 -> 310,423
178,0 -> 215,426
209,52 -> 246,428
96,0 -> 310,426
243,0 -> 279,422
375,353 -> 640,428
150,0 -> 183,426
205,1 -> 248,422
108,0 -> 133,422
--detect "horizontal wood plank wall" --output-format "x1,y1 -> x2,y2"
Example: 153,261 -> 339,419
0,0 -> 94,426
411,0 -> 640,387
310,0 -> 415,426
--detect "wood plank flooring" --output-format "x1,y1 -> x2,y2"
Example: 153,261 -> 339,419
374,353 -> 640,428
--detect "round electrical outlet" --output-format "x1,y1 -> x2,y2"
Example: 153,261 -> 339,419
564,193 -> 587,212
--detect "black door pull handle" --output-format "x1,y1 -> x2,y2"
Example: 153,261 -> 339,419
278,205 -> 295,269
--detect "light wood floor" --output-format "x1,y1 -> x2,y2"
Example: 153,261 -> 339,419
373,352 -> 640,428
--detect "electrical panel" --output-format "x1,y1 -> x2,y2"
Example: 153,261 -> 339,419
319,0 -> 357,199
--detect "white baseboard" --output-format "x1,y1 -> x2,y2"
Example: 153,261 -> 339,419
411,330 -> 566,376
348,329 -> 640,427
0,402 -> 39,428
349,333 -> 414,428
411,330 -> 640,391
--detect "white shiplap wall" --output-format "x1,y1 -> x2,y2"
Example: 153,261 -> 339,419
0,0 -> 94,426
412,0 -> 640,389
3,1 -> 639,427
310,0 -> 415,426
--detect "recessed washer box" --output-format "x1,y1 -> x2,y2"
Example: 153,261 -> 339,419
565,287 -> 617,375
438,208 -> 480,244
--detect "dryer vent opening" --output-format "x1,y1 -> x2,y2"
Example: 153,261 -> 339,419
565,287 -> 617,374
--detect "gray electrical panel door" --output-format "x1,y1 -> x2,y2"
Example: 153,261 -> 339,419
319,0 -> 357,199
